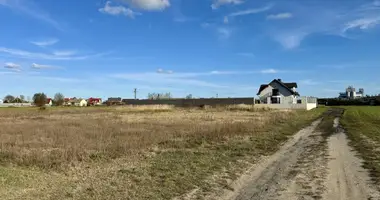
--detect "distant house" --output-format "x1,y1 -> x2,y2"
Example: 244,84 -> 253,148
257,79 -> 299,104
64,98 -> 87,107
87,97 -> 102,106
0,99 -> 3,104
63,98 -> 73,106
46,98 -> 53,106
107,97 -> 122,105
74,99 -> 87,107
339,86 -> 364,99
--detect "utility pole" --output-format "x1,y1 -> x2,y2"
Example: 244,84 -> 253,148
134,88 -> 137,100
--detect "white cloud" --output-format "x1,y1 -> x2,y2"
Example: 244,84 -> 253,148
342,17 -> 380,33
228,4 -> 273,17
156,68 -> 173,74
99,1 -> 141,18
269,1 -> 380,49
31,63 -> 62,69
4,62 -> 20,69
211,0 -> 244,10
0,0 -> 63,31
0,47 -> 108,60
267,13 -> 293,20
260,69 -> 278,74
52,50 -> 77,56
30,38 -> 59,47
120,0 -> 170,11
273,31 -> 308,49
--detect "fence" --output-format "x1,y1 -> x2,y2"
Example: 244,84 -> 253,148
122,98 -> 255,107
0,103 -> 33,107
121,96 -> 317,110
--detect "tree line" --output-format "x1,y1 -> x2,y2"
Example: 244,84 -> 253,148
2,93 -> 65,107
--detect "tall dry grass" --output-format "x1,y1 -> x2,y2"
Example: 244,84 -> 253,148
0,106 -> 291,169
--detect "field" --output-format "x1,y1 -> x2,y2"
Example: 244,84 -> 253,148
341,106 -> 380,185
0,105 -> 325,200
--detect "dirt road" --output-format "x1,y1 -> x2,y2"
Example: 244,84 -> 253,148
223,109 -> 380,200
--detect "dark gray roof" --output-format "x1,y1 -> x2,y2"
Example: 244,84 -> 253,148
257,79 -> 298,95
108,97 -> 122,102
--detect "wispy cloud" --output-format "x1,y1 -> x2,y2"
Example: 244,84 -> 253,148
228,4 -> 273,17
267,13 -> 293,20
30,38 -> 59,47
38,76 -> 82,83
4,62 -> 20,69
223,4 -> 273,25
201,23 -> 233,39
31,63 -> 62,70
52,50 -> 77,56
0,47 -> 108,60
270,1 -> 380,49
273,32 -> 308,49
0,0 -> 64,31
0,71 -> 18,75
211,0 -> 244,10
120,0 -> 170,11
342,17 -> 380,33
110,68 -> 302,89
217,27 -> 233,39
99,1 -> 141,18
260,69 -> 278,74
110,72 -> 227,88
157,68 -> 173,74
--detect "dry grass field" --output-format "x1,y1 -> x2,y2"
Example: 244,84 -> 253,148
0,105 -> 325,200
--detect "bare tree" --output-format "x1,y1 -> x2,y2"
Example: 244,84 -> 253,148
148,92 -> 172,100
12,97 -> 22,103
33,93 -> 47,107
4,95 -> 15,103
20,95 -> 25,102
54,93 -> 65,106
185,94 -> 193,99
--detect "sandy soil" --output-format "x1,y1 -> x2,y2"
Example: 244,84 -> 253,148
221,117 -> 380,200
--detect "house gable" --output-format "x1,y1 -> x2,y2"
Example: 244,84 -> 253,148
257,79 -> 298,97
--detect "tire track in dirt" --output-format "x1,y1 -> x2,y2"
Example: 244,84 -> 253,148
322,118 -> 380,200
222,108 -> 380,200
222,119 -> 326,200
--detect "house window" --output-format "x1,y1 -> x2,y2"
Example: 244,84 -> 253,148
272,89 -> 279,96
297,99 -> 302,104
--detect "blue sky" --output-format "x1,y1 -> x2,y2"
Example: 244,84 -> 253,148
1,0 -> 380,99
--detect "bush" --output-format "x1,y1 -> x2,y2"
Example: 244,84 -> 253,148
33,93 -> 47,107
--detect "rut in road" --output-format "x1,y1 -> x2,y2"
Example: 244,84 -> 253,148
223,109 -> 380,200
